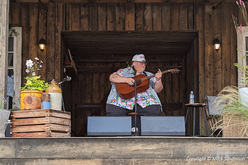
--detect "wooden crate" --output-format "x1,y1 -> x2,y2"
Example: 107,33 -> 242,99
10,109 -> 71,137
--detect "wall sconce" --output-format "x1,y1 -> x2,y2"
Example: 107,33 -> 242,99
213,38 -> 221,52
38,38 -> 46,52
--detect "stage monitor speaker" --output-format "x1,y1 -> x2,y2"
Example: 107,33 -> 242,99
141,116 -> 185,136
87,116 -> 132,136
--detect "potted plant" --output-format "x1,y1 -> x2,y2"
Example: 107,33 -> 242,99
20,57 -> 49,110
212,0 -> 248,137
0,73 -> 11,137
213,86 -> 248,137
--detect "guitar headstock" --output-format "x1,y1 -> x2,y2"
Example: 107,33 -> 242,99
169,68 -> 180,74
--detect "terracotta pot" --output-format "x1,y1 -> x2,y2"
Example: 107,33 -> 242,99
20,90 -> 43,110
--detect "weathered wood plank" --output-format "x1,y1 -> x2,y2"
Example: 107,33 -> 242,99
204,9 -> 214,96
195,3 -> 205,135
212,3 -> 222,96
179,3 -> 187,30
161,3 -> 170,31
11,124 -> 71,133
172,61 -> 180,116
11,117 -> 71,126
107,3 -> 116,31
92,63 -> 100,103
152,4 -> 161,30
28,3 -> 38,61
85,63 -> 93,103
89,3 -> 98,31
80,4 -> 89,31
11,109 -> 71,119
116,3 -> 125,31
170,3 -> 179,30
187,3 -> 194,30
13,0 -> 238,3
144,4 -> 152,31
71,3 -> 80,31
221,2 -> 231,87
66,3 -> 72,30
10,2 -> 21,25
38,3 -> 47,81
230,3 -> 237,86
46,3 -> 55,82
181,58 -> 186,116
98,4 -> 107,31
55,3 -> 64,82
21,3 -> 30,82
135,3 -> 144,31
165,62 -> 172,105
125,3 -> 135,30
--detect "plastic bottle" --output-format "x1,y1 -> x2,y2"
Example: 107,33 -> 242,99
41,92 -> 51,109
45,80 -> 62,111
189,91 -> 194,103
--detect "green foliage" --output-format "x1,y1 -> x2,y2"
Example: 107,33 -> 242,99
21,76 -> 49,91
22,58 -> 49,91
9,23 -> 19,38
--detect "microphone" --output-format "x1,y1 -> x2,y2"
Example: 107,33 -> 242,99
131,65 -> 136,72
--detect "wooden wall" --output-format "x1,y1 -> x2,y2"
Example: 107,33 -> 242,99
9,2 -> 239,136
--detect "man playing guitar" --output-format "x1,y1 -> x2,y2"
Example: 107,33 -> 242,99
106,54 -> 164,116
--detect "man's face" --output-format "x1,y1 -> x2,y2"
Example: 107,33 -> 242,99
133,61 -> 146,73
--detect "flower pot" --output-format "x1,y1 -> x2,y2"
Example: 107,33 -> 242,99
20,90 -> 43,110
0,109 -> 11,137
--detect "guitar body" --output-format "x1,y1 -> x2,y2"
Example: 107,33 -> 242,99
115,68 -> 180,100
115,74 -> 149,99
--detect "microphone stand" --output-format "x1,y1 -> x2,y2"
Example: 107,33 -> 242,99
58,76 -> 72,112
132,66 -> 138,136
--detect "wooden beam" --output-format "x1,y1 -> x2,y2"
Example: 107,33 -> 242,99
11,0 -> 236,3
76,65 -> 181,70
73,54 -> 186,62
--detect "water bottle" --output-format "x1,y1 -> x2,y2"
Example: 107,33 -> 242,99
189,91 -> 194,103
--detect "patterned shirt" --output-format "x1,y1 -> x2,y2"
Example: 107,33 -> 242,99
110,68 -> 160,110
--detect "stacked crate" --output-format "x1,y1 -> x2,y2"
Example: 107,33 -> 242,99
11,109 -> 71,137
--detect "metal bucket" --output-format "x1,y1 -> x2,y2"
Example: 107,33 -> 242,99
0,109 -> 11,137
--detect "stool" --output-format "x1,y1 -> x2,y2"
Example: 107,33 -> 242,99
185,103 -> 210,136
127,112 -> 140,135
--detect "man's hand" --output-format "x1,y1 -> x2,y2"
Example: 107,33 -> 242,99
155,70 -> 162,81
126,77 -> 135,86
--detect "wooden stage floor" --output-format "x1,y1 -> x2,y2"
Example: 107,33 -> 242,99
0,136 -> 247,165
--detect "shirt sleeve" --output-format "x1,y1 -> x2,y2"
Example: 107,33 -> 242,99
116,69 -> 125,77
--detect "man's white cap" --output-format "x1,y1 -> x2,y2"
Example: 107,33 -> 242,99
132,54 -> 146,62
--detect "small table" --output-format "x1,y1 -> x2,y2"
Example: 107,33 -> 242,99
185,103 -> 210,136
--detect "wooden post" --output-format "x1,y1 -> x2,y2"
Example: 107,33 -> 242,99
0,1 -> 9,109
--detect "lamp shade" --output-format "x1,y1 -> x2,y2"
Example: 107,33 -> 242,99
213,38 -> 221,52
38,38 -> 46,52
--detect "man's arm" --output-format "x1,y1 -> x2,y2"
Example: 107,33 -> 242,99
153,71 -> 163,93
109,73 -> 134,85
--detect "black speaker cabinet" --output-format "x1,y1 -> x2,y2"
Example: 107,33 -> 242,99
141,116 -> 185,136
87,116 -> 132,136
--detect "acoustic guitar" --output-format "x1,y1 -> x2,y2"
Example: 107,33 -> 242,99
115,68 -> 180,99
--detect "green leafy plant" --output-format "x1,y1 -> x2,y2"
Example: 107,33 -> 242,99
21,58 -> 49,91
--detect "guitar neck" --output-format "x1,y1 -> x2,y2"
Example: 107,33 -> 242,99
139,70 -> 172,82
